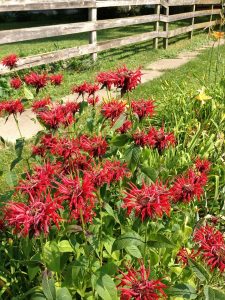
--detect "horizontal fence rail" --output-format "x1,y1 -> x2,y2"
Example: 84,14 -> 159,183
0,0 -> 222,74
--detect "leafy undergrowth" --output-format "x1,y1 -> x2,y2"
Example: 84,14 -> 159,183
0,40 -> 225,300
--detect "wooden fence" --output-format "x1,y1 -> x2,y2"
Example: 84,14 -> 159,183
0,0 -> 222,74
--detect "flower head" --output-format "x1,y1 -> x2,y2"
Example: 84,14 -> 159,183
116,66 -> 142,96
194,225 -> 225,272
79,135 -> 108,157
10,77 -> 22,90
177,247 -> 199,266
131,99 -> 155,120
101,99 -> 126,121
170,169 -> 206,203
87,95 -> 100,106
72,82 -> 99,96
116,120 -> 132,134
118,261 -> 167,300
24,72 -> 48,92
96,71 -> 119,90
32,97 -> 52,113
4,194 -> 62,237
56,175 -> 96,223
0,99 -> 24,116
123,182 -> 171,221
195,158 -> 211,174
147,127 -> 176,152
49,74 -> 63,86
2,54 -> 18,69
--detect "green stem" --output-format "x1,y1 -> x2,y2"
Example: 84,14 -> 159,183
80,209 -> 88,245
127,92 -> 133,123
96,191 -> 103,266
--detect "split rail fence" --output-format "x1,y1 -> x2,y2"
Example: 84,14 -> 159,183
0,0 -> 223,74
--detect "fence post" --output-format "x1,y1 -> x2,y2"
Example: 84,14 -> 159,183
88,4 -> 97,61
154,4 -> 161,49
189,4 -> 196,40
163,5 -> 169,49
209,4 -> 214,34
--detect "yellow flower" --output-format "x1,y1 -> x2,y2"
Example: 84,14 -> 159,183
195,87 -> 212,104
211,31 -> 225,40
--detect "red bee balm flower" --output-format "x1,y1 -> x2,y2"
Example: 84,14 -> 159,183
170,169 -> 206,203
10,77 -> 22,90
56,175 -> 96,223
118,262 -> 167,300
0,99 -> 24,116
87,95 -> 100,106
4,194 -> 62,237
116,65 -> 142,96
32,97 -> 52,113
131,99 -> 155,120
49,74 -> 63,86
79,135 -> 108,157
72,82 -> 99,96
194,225 -> 225,272
116,120 -> 132,134
96,71 -> 119,90
177,247 -> 199,266
195,158 -> 211,174
133,131 -> 148,147
123,182 -> 171,221
147,127 -> 176,152
101,100 -> 126,121
2,54 -> 18,69
24,72 -> 48,93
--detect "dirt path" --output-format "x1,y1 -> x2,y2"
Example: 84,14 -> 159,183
0,39 -> 224,143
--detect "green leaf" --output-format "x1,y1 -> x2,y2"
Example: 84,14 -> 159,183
126,245 -> 142,258
5,171 -> 18,187
112,231 -> 144,252
10,156 -> 23,171
140,165 -> 157,182
189,258 -> 209,282
42,242 -> 60,273
104,203 -> 120,224
28,266 -> 40,281
126,146 -> 141,171
58,240 -> 74,253
166,283 -> 197,299
111,134 -> 130,147
15,138 -> 25,158
148,233 -> 175,248
204,285 -> 225,300
111,114 -> 126,131
95,274 -> 118,300
56,287 -> 72,300
24,86 -> 34,100
42,274 -> 56,300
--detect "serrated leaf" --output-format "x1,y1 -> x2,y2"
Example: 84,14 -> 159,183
111,134 -> 130,147
148,233 -> 175,248
58,240 -> 74,253
56,287 -> 72,300
95,274 -> 118,300
15,138 -> 25,158
140,165 -> 157,182
112,231 -> 144,252
204,285 -> 225,300
104,203 -> 120,224
111,114 -> 126,131
189,258 -> 209,282
5,171 -> 18,187
24,86 -> 34,100
10,156 -> 23,171
166,283 -> 197,299
42,274 -> 56,300
42,242 -> 60,273
126,245 -> 142,258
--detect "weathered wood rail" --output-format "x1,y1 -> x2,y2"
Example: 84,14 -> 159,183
0,0 -> 222,74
